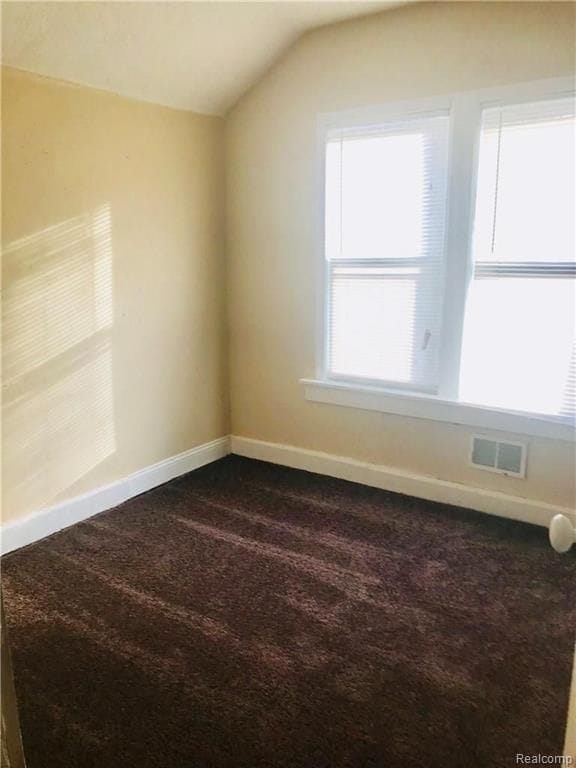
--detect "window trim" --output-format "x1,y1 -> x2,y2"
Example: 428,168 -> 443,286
312,76 -> 576,438
301,378 -> 575,442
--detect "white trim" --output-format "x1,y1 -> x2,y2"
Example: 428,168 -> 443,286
230,435 -> 575,529
1,437 -> 230,555
437,93 -> 479,400
318,77 -> 575,136
315,115 -> 329,380
301,378 -> 575,442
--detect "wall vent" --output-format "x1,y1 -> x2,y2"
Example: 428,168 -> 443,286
470,435 -> 526,478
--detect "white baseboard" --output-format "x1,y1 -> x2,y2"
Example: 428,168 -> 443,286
1,436 -> 230,555
4,432 -> 570,555
231,435 -> 574,529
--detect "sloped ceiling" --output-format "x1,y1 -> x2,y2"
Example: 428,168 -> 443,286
1,1 -> 407,115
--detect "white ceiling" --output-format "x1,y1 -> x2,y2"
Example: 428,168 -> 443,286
1,1 -> 403,115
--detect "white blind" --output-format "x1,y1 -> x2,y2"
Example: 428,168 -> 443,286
325,113 -> 450,391
460,97 -> 576,420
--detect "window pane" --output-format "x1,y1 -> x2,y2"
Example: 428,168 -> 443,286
326,116 -> 448,261
462,96 -> 575,420
460,277 -> 575,417
329,264 -> 442,390
472,98 -> 575,265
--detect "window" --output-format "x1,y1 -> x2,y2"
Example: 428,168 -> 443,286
315,81 -> 575,435
460,98 -> 575,419
325,113 -> 449,392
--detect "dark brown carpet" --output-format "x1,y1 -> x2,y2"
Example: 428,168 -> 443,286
2,455 -> 575,768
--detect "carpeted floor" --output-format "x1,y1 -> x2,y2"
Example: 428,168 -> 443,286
2,455 -> 575,768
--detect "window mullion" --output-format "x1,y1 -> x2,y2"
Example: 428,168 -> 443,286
437,94 -> 481,401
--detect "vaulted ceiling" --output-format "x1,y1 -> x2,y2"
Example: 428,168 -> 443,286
2,1 -> 407,115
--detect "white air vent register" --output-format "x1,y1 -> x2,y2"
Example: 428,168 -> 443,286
470,435 -> 526,477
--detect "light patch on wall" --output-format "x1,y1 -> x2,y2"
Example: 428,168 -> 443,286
2,206 -> 116,515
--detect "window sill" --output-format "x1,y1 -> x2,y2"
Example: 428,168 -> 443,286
301,379 -> 575,442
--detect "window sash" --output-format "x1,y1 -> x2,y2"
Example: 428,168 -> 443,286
326,258 -> 442,393
324,112 -> 450,393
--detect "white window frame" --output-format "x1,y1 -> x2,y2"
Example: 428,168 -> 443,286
303,76 -> 576,442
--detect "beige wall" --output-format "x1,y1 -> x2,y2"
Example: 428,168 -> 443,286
226,1 -> 576,509
2,67 -> 228,524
